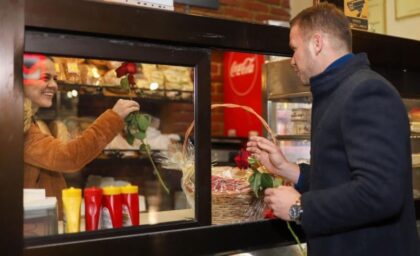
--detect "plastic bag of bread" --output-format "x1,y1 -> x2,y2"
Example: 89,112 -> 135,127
86,59 -> 109,68
52,57 -> 85,84
101,69 -> 121,86
79,64 -> 101,85
142,64 -> 165,85
53,62 -> 67,82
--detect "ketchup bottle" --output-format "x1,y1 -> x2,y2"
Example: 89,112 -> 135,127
101,186 -> 122,229
121,185 -> 139,226
84,187 -> 102,231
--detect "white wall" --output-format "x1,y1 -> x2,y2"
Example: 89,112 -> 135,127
290,0 -> 312,19
385,0 -> 420,41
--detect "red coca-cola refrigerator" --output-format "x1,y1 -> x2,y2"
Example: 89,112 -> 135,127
223,52 -> 264,138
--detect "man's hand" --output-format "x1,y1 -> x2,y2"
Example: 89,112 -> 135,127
246,136 -> 288,176
264,186 -> 301,221
247,136 -> 301,183
112,99 -> 140,119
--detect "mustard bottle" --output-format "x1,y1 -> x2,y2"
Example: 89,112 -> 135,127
62,187 -> 82,233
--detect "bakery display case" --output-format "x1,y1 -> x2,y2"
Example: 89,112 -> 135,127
404,99 -> 420,200
22,25 -> 211,240
24,54 -> 197,238
263,58 -> 311,166
1,0 -> 420,255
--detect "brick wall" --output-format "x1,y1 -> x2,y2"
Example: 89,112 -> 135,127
175,0 -> 290,136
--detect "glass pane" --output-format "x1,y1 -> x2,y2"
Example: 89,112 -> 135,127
403,98 -> 420,200
207,52 -> 309,226
23,54 -> 195,237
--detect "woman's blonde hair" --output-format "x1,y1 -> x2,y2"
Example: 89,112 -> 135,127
24,97 -> 33,133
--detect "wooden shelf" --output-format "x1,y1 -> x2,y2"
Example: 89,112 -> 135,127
58,82 -> 194,103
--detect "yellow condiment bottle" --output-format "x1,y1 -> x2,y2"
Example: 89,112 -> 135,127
62,187 -> 82,233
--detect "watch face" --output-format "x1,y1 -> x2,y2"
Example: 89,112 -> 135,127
289,204 -> 301,220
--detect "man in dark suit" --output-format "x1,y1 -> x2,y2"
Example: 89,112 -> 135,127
247,3 -> 420,256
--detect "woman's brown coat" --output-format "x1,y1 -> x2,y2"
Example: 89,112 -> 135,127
24,109 -> 123,218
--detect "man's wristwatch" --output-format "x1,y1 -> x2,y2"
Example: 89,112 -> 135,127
288,198 -> 303,225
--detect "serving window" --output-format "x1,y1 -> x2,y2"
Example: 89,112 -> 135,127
23,30 -> 211,243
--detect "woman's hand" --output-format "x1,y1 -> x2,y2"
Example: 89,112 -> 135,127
112,99 -> 140,119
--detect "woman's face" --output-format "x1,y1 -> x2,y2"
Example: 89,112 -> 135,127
23,58 -> 58,109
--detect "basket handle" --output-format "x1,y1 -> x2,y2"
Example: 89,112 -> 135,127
183,103 -> 276,157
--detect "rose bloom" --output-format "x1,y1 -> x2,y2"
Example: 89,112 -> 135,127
235,148 -> 251,169
116,62 -> 137,77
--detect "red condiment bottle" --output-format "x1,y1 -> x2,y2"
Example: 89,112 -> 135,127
101,186 -> 122,229
121,185 -> 139,226
84,187 -> 102,231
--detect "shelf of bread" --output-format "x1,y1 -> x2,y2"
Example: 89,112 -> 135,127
412,153 -> 420,168
58,82 -> 193,102
53,56 -> 194,102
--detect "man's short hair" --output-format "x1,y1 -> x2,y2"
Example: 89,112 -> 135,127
290,3 -> 352,51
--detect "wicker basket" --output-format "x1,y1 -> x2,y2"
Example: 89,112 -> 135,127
182,103 -> 276,225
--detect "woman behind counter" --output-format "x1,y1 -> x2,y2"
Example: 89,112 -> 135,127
23,54 -> 140,218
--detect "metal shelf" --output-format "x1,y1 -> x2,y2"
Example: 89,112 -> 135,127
58,82 -> 194,102
275,134 -> 310,140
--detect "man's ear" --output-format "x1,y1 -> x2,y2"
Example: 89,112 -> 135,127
311,33 -> 323,55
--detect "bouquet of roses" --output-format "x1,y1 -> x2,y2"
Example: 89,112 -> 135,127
234,148 -> 306,256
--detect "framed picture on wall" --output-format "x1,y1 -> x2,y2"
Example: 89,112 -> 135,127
395,0 -> 420,19
368,0 -> 386,34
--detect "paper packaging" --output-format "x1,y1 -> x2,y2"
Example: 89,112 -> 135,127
23,189 -> 58,237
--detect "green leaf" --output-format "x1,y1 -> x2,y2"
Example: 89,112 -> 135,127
125,112 -> 134,122
120,77 -> 130,90
248,171 -> 256,184
137,114 -> 151,131
248,156 -> 257,166
125,127 -> 135,145
134,131 -> 146,140
260,173 -> 273,189
250,171 -> 262,198
273,177 -> 283,187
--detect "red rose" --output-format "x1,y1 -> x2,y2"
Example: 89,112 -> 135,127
116,62 -> 137,77
264,208 -> 275,219
234,148 -> 251,169
116,64 -> 128,78
125,63 -> 137,74
128,73 -> 136,86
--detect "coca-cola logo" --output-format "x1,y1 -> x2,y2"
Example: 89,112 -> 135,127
230,57 -> 255,77
227,53 -> 259,96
